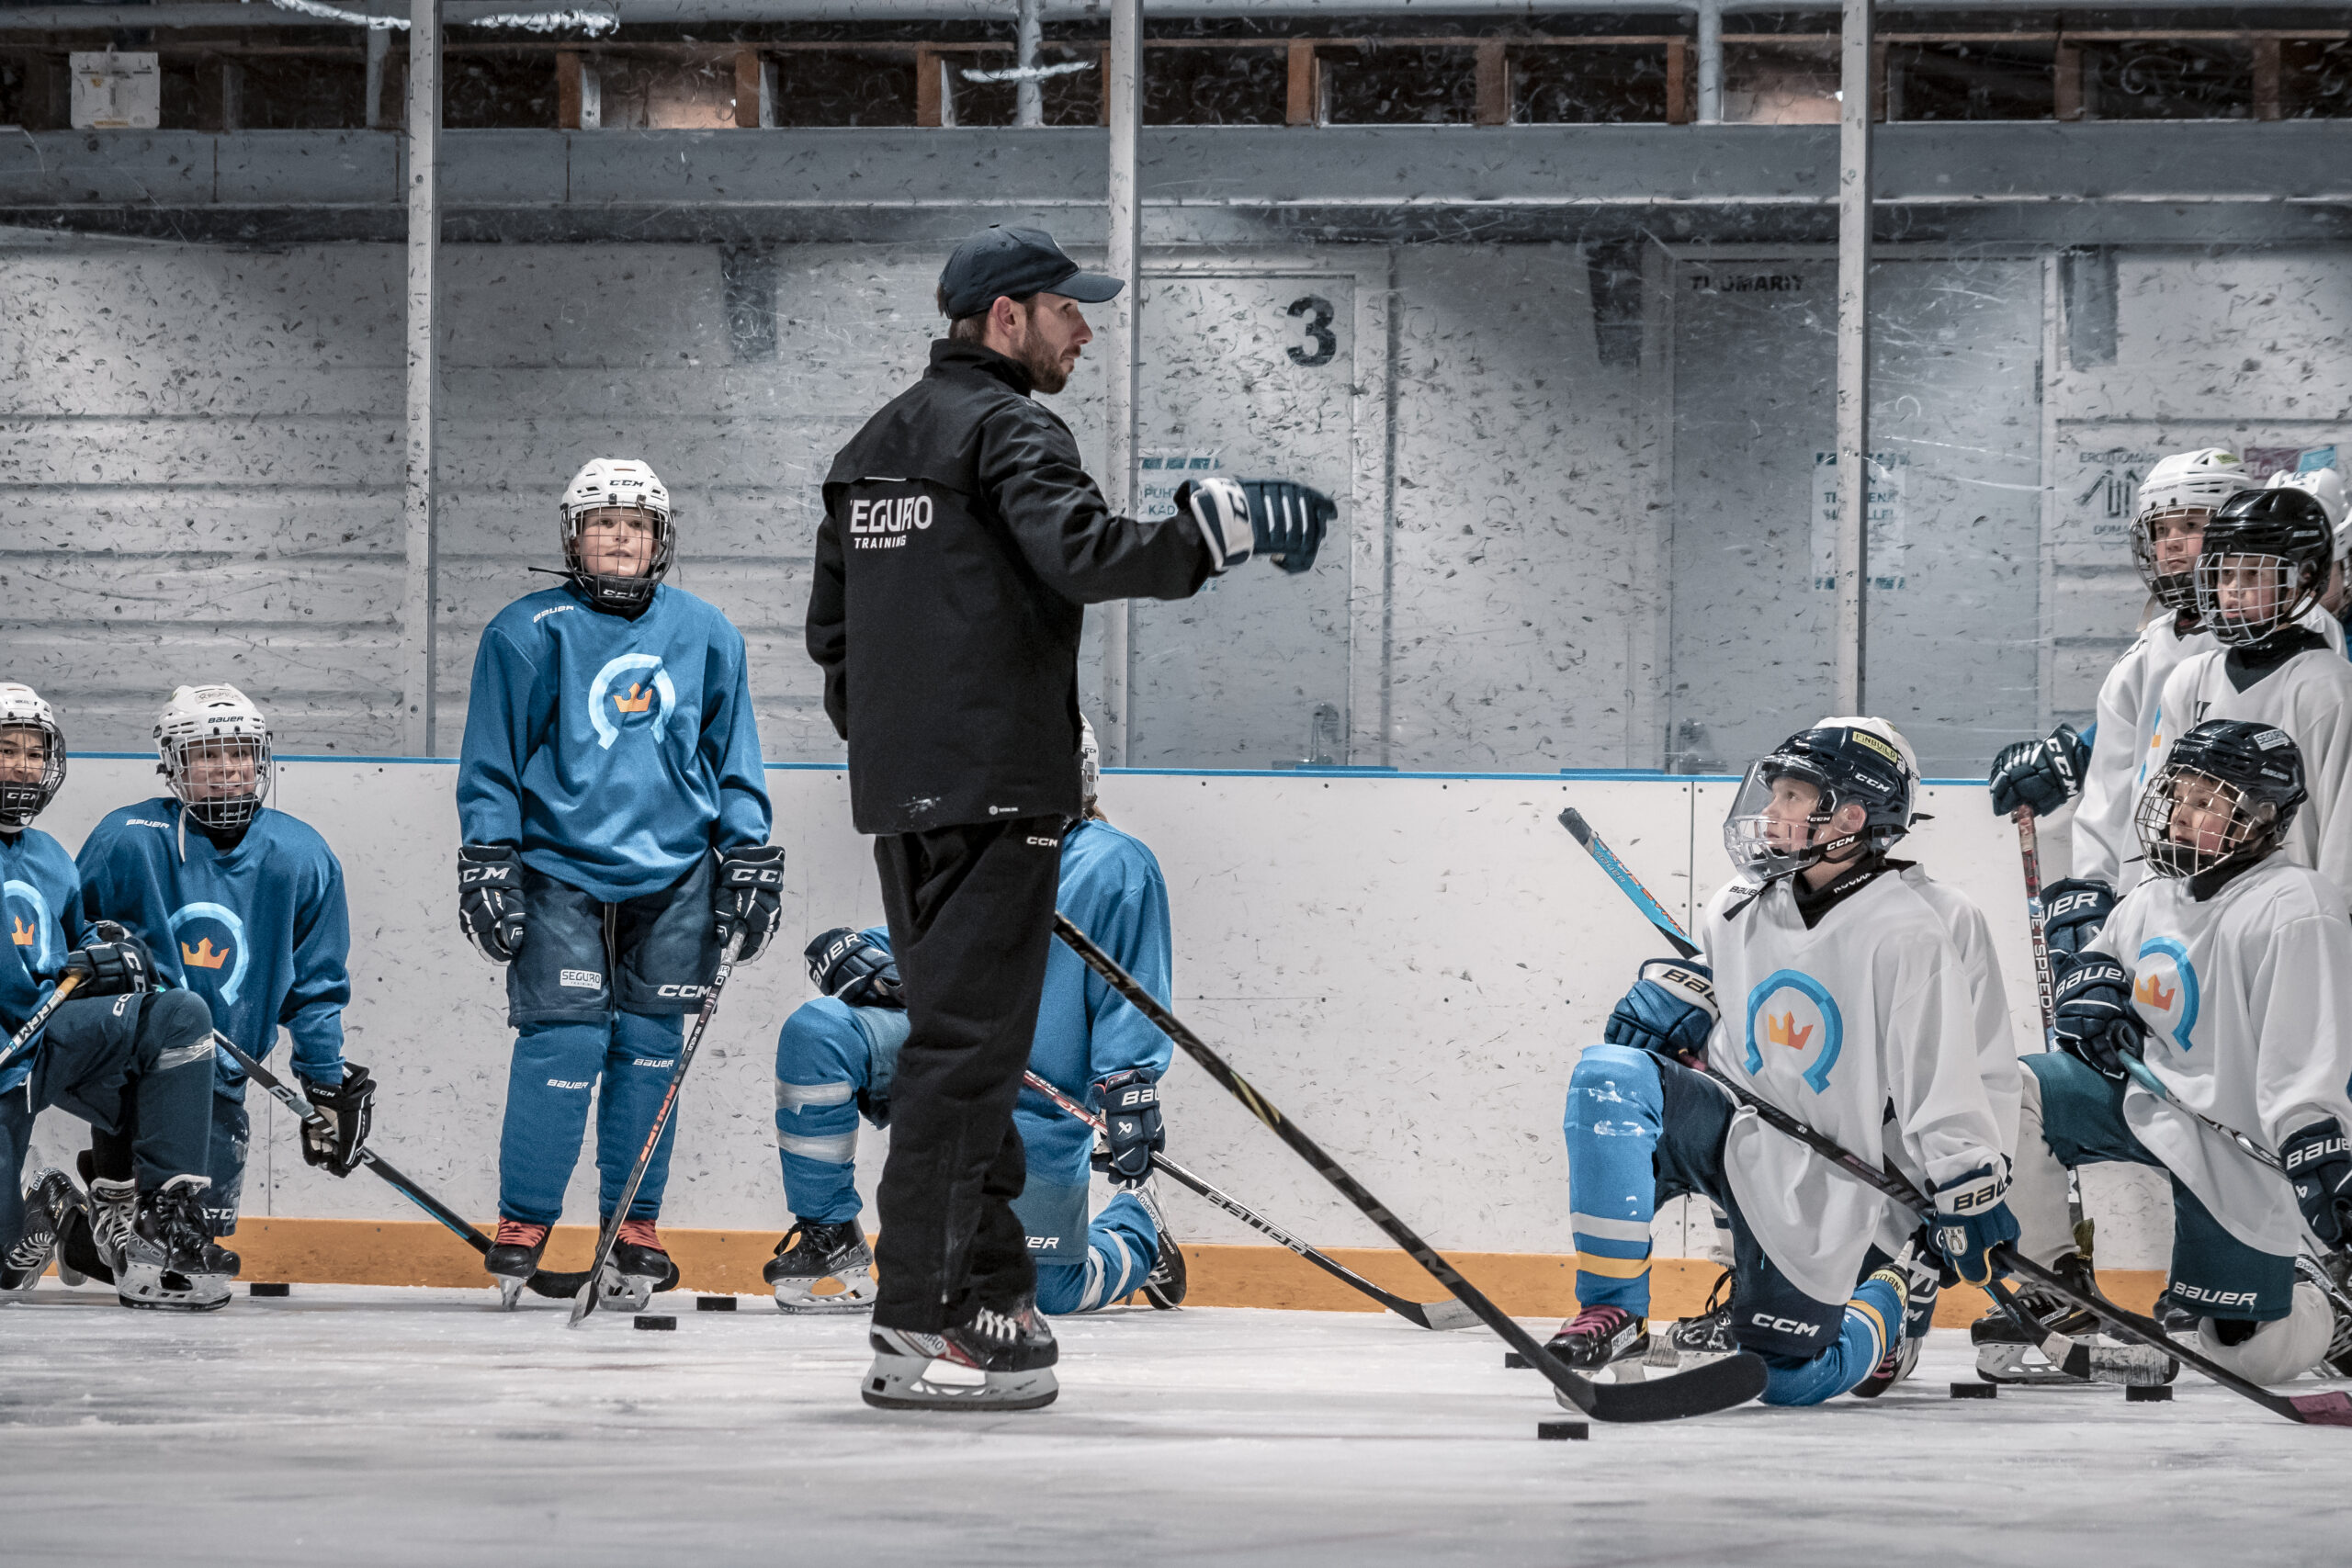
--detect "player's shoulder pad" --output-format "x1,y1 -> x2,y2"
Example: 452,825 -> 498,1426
2222,855 -> 2345,926
1061,818 -> 1166,886
87,798 -> 180,845
250,807 -> 342,867
778,992 -> 868,1046
484,586 -> 582,644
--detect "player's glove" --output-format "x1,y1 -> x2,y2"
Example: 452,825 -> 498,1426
2040,877 -> 2115,961
2052,953 -> 2143,1081
712,844 -> 786,964
1987,723 -> 2089,818
804,926 -> 903,1010
458,843 -> 526,964
1930,1163 -> 2018,1286
2282,1118 -> 2352,1250
1178,477 -> 1334,576
62,922 -> 154,998
1602,959 -> 1717,1066
1090,1068 -> 1163,1188
299,1063 -> 374,1179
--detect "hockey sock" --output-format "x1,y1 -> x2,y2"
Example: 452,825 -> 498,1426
499,1020 -> 605,1224
773,1077 -> 863,1225
596,1012 -> 684,1220
1563,1044 -> 1664,1317
129,993 -> 220,1194
1758,1272 -> 1903,1407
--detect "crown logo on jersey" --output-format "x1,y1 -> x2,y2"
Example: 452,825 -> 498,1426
1766,1012 -> 1814,1052
181,937 -> 231,970
10,916 -> 33,947
2134,974 -> 2176,1011
613,682 -> 655,716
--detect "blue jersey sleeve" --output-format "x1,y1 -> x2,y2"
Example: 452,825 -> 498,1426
1079,838 -> 1174,1088
704,626 -> 772,850
457,620 -> 542,847
282,844 -> 352,1084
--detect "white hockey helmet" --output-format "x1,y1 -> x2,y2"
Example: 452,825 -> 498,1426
0,682 -> 67,829
559,458 -> 674,614
155,683 -> 272,829
2267,467 -> 2350,560
1078,712 -> 1100,804
2133,449 -> 2254,612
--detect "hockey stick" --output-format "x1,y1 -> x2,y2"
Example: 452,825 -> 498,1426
0,972 -> 80,1078
1019,1068 -> 1479,1331
2013,807 -> 2095,1254
209,1032 -> 589,1300
1556,805 -> 2352,1423
1052,912 -> 1769,1423
568,932 -> 744,1328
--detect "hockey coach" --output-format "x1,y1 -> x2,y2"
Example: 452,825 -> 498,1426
806,223 -> 1332,1410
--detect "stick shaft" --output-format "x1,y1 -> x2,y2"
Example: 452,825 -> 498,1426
0,972 -> 80,1077
2012,808 -> 2060,1046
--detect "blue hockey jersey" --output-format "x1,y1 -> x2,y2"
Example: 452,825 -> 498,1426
78,800 -> 351,1093
458,582 -> 771,905
0,825 -> 85,1094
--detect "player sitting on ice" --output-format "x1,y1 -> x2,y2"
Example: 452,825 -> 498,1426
56,685 -> 367,1288
1557,718 -> 2017,1405
0,683 -> 232,1311
1993,720 -> 2352,1385
769,720 -> 1182,1318
457,458 -> 781,1310
2150,486 -> 2352,911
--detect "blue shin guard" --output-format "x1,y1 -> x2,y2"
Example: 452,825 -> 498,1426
1758,1272 -> 1904,1407
1564,1043 -> 1666,1317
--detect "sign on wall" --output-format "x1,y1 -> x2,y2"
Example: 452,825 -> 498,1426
1810,450 -> 1910,592
2052,432 -> 2346,570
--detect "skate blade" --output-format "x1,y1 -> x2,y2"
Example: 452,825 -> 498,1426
115,1265 -> 232,1313
496,1276 -> 528,1311
1973,1342 -> 2093,1386
773,1265 -> 877,1314
1593,1357 -> 1648,1385
860,1355 -> 1058,1412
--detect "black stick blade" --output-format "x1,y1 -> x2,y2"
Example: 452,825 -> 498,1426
1563,1352 -> 1770,1424
526,1269 -> 590,1301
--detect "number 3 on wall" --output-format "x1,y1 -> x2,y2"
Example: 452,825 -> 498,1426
1286,296 -> 1338,367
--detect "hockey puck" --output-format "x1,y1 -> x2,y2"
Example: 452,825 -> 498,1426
634,1314 -> 677,1331
1504,1351 -> 1531,1370
1536,1420 -> 1589,1441
2126,1383 -> 2174,1403
1951,1382 -> 1997,1400
249,1281 -> 290,1298
695,1296 -> 737,1313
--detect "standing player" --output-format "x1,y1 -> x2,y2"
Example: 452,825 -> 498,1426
807,225 -> 1328,1410
458,458 -> 782,1310
1560,719 -> 2017,1406
0,683 -> 230,1311
68,684 -> 369,1271
766,725 -> 1182,1319
2005,721 -> 2352,1382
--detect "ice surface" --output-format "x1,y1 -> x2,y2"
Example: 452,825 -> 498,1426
2,1285 -> 2344,1566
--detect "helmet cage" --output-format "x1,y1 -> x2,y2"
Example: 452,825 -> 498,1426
164,732 -> 273,830
1724,754 -> 1857,881
2134,764 -> 2280,881
2131,506 -> 2212,614
0,716 -> 66,828
561,502 -> 673,614
2191,551 -> 2322,647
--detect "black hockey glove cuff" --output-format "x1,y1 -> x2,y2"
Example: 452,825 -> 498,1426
300,1063 -> 374,1179
2052,954 -> 2143,1081
2283,1119 -> 2352,1250
458,844 -> 526,964
2040,878 -> 2115,960
713,844 -> 786,964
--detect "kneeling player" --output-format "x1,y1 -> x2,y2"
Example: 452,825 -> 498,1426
1998,720 -> 2352,1383
1559,719 -> 2017,1405
0,683 -> 232,1311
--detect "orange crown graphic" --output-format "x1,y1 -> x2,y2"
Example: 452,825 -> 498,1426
2134,974 -> 2176,1011
10,915 -> 33,947
1766,1011 -> 1813,1052
613,682 -> 655,715
181,936 -> 231,970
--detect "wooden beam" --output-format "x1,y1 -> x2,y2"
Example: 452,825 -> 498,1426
2253,35 -> 2281,120
1871,38 -> 1886,122
914,43 -> 942,127
2054,40 -> 2082,122
1286,39 -> 1317,128
1473,38 -> 1508,126
556,49 -> 585,130
1666,36 -> 1689,124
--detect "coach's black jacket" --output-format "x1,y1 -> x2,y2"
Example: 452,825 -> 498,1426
808,341 -> 1212,835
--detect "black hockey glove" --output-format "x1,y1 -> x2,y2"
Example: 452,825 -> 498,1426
62,922 -> 154,998
712,844 -> 786,964
1930,1164 -> 2018,1287
2282,1119 -> 2352,1250
1091,1068 -> 1164,1189
804,926 -> 902,1010
458,844 -> 526,964
2052,953 -> 2143,1081
299,1063 -> 374,1179
1238,479 -> 1333,575
1603,959 -> 1718,1067
2040,877 -> 2115,961
1987,723 -> 2089,818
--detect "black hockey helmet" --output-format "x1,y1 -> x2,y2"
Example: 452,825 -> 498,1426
1724,717 -> 1918,882
804,926 -> 903,1010
2134,719 -> 2306,883
2193,487 -> 2334,647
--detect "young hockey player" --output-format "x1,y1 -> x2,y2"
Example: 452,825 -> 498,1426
769,723 -> 1183,1321
2150,486 -> 2352,908
2267,466 -> 2350,650
458,458 -> 782,1310
0,683 -> 232,1311
2001,720 -> 2352,1383
1561,718 -> 2017,1406
67,684 -> 368,1274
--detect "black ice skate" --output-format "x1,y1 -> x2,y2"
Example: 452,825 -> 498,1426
56,1150 -> 131,1287
1135,1181 -> 1185,1310
863,1296 -> 1059,1411
1972,1252 -> 2174,1386
1,1167 -> 77,1296
486,1219 -> 552,1310
595,1218 -> 681,1313
1545,1303 -> 1649,1381
115,1178 -> 238,1312
1645,1268 -> 1736,1371
763,1218 -> 876,1314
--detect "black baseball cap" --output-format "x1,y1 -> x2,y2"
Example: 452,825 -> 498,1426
937,225 -> 1123,320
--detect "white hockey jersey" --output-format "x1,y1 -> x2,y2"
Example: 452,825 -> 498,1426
2099,856 -> 2352,1256
1897,865 -> 2023,1156
2152,642 -> 2352,909
1698,871 -> 2010,1306
2074,615 -> 2213,895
